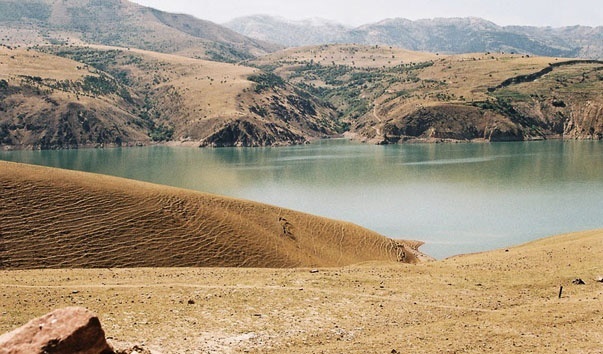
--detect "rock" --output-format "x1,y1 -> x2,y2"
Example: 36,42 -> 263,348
596,276 -> 603,283
572,278 -> 586,285
0,307 -> 113,354
187,299 -> 195,305
110,341 -> 155,354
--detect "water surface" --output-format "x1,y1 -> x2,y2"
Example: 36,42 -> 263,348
2,140 -> 602,259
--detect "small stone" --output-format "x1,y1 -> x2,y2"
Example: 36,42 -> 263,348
310,269 -> 319,274
187,299 -> 195,305
596,276 -> 603,283
572,278 -> 586,285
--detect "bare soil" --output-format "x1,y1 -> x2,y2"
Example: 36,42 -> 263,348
1,228 -> 601,353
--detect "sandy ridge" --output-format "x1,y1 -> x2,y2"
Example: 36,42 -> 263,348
0,161 -> 423,269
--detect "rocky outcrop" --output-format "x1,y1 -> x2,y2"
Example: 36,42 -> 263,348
198,119 -> 308,147
374,104 -> 525,143
354,59 -> 603,144
0,307 -> 113,354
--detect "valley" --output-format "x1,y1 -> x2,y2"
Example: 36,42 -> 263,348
0,2 -> 602,352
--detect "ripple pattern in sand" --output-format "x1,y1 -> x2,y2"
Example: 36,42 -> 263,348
0,162 -> 420,269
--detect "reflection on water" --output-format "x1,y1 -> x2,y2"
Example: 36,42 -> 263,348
2,139 -> 603,259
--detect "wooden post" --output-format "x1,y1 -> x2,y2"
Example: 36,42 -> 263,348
558,286 -> 563,299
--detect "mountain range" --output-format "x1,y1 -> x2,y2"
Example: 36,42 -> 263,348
0,0 -> 280,62
0,0 -> 602,149
225,15 -> 603,59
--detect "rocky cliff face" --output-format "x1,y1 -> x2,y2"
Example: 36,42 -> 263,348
199,119 -> 307,147
346,56 -> 603,144
372,105 -> 524,144
485,61 -> 603,141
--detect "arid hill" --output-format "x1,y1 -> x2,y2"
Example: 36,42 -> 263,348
0,46 -> 149,149
2,43 -> 602,149
0,227 -> 601,353
0,161 -> 423,269
0,46 -> 339,149
250,44 -> 603,143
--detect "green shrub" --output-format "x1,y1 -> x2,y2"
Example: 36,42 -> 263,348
149,125 -> 174,142
248,73 -> 285,93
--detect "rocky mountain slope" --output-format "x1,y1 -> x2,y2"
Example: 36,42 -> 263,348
225,15 -> 351,47
0,0 -> 280,62
226,16 -> 603,59
0,45 -> 339,149
249,44 -> 603,143
0,46 -> 149,149
2,43 -> 601,150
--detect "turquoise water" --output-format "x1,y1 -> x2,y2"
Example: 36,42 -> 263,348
2,139 -> 603,259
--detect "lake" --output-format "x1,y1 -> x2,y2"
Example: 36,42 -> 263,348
2,139 -> 602,259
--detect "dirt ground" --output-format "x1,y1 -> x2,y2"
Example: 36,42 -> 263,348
1,229 -> 602,353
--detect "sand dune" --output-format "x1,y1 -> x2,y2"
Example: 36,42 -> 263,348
0,161 -> 422,269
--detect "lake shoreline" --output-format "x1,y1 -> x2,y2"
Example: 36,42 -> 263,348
2,132 -> 601,152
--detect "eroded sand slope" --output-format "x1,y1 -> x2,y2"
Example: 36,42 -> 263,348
0,161 -> 421,269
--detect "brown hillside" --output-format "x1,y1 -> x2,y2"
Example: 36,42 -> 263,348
0,229 -> 601,353
100,46 -> 340,147
0,161 -> 422,269
252,45 -> 603,143
0,0 -> 279,62
0,46 -> 340,149
0,46 -> 150,149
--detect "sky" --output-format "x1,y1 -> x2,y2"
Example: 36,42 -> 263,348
130,0 -> 602,27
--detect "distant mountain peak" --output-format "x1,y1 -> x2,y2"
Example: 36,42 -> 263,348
224,14 -> 350,47
224,15 -> 601,59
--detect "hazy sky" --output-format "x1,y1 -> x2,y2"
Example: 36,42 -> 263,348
130,0 -> 602,27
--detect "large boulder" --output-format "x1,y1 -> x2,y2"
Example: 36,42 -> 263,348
0,307 -> 113,354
